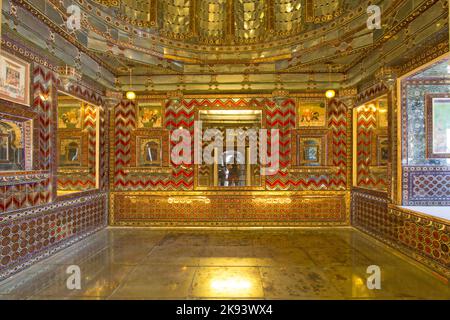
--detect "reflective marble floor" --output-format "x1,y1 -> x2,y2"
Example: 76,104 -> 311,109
0,227 -> 448,300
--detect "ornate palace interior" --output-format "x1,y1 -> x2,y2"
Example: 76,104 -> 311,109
0,0 -> 449,299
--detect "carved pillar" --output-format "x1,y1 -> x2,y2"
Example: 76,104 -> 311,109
376,67 -> 399,204
338,87 -> 358,191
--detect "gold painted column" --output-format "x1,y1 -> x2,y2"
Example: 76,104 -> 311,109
213,147 -> 219,187
225,0 -> 235,43
246,146 -> 251,186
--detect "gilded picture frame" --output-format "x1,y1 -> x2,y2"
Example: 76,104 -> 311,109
297,100 -> 327,128
425,94 -> 450,158
291,129 -> 330,167
137,102 -> 163,129
57,131 -> 88,168
0,51 -> 30,106
137,137 -> 162,166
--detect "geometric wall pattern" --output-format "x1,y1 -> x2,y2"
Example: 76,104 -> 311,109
352,188 -> 450,279
0,37 -> 110,279
57,104 -> 98,191
110,96 -> 350,226
112,97 -> 349,192
0,193 -> 107,281
0,65 -> 55,214
355,105 -> 388,191
111,191 -> 349,227
403,166 -> 450,205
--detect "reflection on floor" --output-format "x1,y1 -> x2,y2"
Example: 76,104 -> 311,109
0,228 -> 448,300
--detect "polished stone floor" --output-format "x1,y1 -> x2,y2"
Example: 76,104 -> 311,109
0,227 -> 448,300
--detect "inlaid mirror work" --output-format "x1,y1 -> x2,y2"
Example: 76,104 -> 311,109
353,96 -> 389,192
56,92 -> 99,195
196,110 -> 263,189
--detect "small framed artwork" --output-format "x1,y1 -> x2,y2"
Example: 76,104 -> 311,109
0,51 -> 30,106
137,137 -> 162,166
426,95 -> 450,158
59,137 -> 82,166
58,104 -> 83,129
299,137 -> 322,166
291,129 -> 330,167
137,102 -> 163,128
377,136 -> 389,166
298,100 -> 327,128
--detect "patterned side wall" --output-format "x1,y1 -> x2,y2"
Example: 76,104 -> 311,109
0,36 -> 109,280
0,193 -> 107,281
401,79 -> 450,205
352,188 -> 450,279
0,65 -> 55,213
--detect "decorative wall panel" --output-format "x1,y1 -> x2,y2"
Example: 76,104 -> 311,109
355,101 -> 388,191
401,78 -> 450,205
57,103 -> 98,191
0,39 -> 110,280
402,166 -> 450,205
352,188 -> 450,280
111,191 -> 349,227
110,96 -> 350,225
0,193 -> 108,280
112,97 -> 349,192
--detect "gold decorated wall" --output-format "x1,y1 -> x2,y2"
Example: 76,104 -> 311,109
110,95 -> 351,226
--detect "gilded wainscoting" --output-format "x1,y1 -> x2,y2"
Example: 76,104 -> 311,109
0,193 -> 108,281
110,191 -> 350,227
352,188 -> 450,280
0,35 -> 110,280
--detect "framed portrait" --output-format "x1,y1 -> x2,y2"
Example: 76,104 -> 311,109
291,129 -> 330,167
137,137 -> 162,166
137,102 -> 163,128
58,104 -> 83,129
57,131 -> 88,168
426,95 -> 450,158
377,136 -> 389,166
0,52 -> 30,106
299,137 -> 323,166
0,118 -> 28,171
59,137 -> 82,166
298,100 -> 327,128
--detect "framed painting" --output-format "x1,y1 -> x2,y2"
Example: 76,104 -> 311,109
426,94 -> 450,158
0,118 -> 27,171
57,131 -> 88,167
298,100 -> 327,128
137,137 -> 162,166
59,137 -> 83,166
58,104 -> 83,129
298,137 -> 323,166
137,102 -> 163,128
0,51 -> 30,106
377,136 -> 389,166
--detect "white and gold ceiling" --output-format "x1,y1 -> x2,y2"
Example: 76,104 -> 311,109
1,0 -> 448,93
